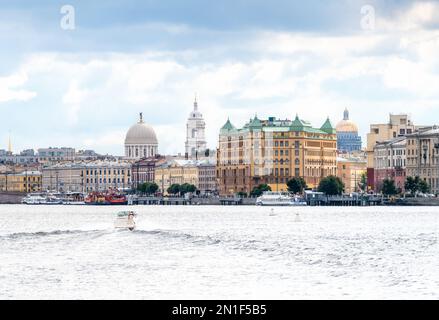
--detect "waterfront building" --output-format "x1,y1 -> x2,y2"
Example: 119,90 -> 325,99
366,114 -> 424,190
0,170 -> 42,193
373,137 -> 407,193
216,115 -> 337,196
185,97 -> 207,159
336,108 -> 362,153
125,113 -> 158,160
406,127 -> 439,194
0,149 -> 39,165
131,155 -> 166,190
37,147 -> 76,164
42,161 -> 131,192
336,154 -> 367,194
155,159 -> 217,195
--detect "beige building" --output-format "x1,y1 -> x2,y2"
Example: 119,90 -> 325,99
217,115 -> 337,195
406,127 -> 439,194
155,159 -> 217,194
42,161 -> 131,192
0,170 -> 42,193
337,155 -> 367,194
366,114 -> 424,190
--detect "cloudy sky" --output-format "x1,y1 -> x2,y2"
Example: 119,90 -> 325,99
1,0 -> 439,156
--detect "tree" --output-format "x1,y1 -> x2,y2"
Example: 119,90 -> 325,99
167,183 -> 180,195
145,182 -> 159,195
405,176 -> 430,195
359,173 -> 367,192
250,184 -> 271,197
180,183 -> 197,195
286,177 -> 307,194
419,179 -> 430,194
236,191 -> 248,198
138,182 -> 159,195
405,176 -> 418,195
318,176 -> 344,195
381,179 -> 398,196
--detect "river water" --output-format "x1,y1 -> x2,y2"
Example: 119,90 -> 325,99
0,205 -> 438,299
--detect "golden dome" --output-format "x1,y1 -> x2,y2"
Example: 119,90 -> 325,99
336,120 -> 358,132
336,108 -> 358,132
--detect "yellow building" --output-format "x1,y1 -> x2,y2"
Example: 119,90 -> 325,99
337,156 -> 367,193
0,170 -> 42,192
42,161 -> 132,192
217,115 -> 337,195
155,159 -> 217,194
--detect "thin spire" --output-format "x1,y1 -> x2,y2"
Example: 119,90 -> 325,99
343,108 -> 349,120
194,93 -> 198,111
8,131 -> 12,153
139,112 -> 144,123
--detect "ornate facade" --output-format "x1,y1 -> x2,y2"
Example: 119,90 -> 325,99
185,97 -> 207,158
217,115 -> 337,196
406,127 -> 439,194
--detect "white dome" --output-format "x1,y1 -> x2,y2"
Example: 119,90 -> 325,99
125,116 -> 158,145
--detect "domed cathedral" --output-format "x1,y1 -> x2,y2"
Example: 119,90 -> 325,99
185,95 -> 207,159
125,113 -> 158,160
336,108 -> 362,153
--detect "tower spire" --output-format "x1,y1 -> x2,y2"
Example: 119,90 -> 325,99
343,108 -> 349,120
139,112 -> 144,123
194,93 -> 198,111
8,131 -> 12,153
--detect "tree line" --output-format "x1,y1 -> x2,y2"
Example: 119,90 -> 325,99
242,175 -> 345,197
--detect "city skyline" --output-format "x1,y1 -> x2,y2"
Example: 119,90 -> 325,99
1,1 -> 439,155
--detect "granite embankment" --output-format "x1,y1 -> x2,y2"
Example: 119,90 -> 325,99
0,192 -> 25,204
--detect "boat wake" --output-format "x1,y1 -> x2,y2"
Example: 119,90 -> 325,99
1,229 -> 106,240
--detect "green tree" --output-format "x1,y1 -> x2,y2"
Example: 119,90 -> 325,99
286,177 -> 307,194
180,183 -> 197,195
419,179 -> 430,194
359,173 -> 367,192
318,176 -> 344,195
236,191 -> 248,198
381,179 -> 398,196
250,184 -> 272,197
405,176 -> 430,195
145,182 -> 159,195
405,176 -> 418,195
167,183 -> 181,195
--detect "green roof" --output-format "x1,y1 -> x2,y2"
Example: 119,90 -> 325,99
248,115 -> 262,129
320,117 -> 336,134
220,118 -> 236,133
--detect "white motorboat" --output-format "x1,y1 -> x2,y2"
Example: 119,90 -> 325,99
114,211 -> 136,231
22,193 -> 63,205
256,191 -> 307,206
22,194 -> 47,205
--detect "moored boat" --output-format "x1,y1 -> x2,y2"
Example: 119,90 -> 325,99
85,189 -> 128,205
256,191 -> 307,206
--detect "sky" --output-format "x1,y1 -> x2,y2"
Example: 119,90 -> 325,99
1,0 -> 439,156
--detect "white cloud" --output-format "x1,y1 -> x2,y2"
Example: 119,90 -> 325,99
0,72 -> 36,103
5,2 -> 439,155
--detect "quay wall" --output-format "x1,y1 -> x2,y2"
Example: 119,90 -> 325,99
0,192 -> 25,204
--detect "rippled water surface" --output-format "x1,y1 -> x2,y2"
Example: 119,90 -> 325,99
0,205 -> 438,299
